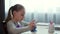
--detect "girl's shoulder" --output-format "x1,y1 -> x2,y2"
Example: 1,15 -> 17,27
7,20 -> 15,28
7,20 -> 14,25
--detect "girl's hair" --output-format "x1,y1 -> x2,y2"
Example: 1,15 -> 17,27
5,4 -> 24,23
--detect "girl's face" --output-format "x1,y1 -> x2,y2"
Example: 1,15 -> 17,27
13,9 -> 25,21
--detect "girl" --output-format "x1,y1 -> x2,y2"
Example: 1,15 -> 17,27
5,4 -> 35,34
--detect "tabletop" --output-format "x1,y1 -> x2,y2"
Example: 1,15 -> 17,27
21,25 -> 60,34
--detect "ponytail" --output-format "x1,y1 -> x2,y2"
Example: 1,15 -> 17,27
5,6 -> 14,23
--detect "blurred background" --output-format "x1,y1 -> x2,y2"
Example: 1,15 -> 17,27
5,0 -> 60,25
0,0 -> 60,34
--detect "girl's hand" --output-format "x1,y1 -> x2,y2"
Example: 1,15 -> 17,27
29,20 -> 36,30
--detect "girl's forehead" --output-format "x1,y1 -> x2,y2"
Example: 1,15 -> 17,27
18,9 -> 25,14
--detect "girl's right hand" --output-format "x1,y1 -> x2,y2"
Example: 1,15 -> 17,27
28,20 -> 36,30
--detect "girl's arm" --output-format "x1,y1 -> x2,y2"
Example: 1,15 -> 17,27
7,21 -> 30,34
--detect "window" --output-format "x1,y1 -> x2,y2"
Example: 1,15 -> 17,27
5,0 -> 60,24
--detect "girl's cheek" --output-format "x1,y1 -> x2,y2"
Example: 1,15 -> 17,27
19,16 -> 23,20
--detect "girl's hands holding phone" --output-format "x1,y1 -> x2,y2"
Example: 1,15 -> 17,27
28,20 -> 36,30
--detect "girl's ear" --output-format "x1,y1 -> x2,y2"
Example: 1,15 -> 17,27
13,11 -> 17,17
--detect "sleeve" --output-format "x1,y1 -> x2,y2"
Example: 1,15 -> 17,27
7,22 -> 30,34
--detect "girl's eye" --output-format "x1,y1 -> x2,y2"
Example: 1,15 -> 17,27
21,14 -> 24,16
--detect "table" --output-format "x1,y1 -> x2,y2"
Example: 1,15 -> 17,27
22,25 -> 60,34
